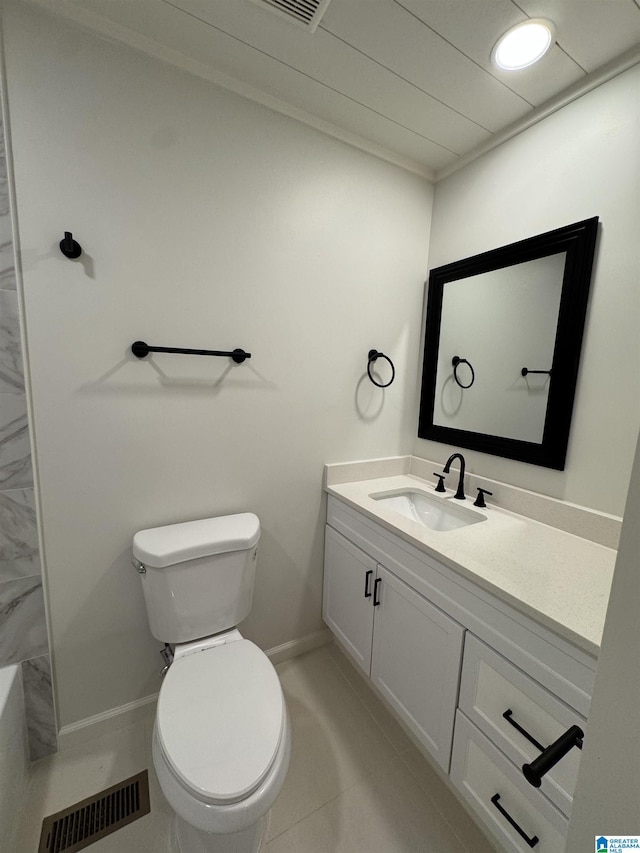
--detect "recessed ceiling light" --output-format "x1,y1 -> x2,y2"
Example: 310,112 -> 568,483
492,19 -> 556,71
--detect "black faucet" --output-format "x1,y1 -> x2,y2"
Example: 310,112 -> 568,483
443,453 -> 466,500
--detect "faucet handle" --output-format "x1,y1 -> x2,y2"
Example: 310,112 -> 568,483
433,473 -> 446,493
474,487 -> 493,508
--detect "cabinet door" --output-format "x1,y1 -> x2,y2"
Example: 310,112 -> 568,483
371,566 -> 465,771
323,526 -> 375,675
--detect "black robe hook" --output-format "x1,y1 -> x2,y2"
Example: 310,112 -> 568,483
59,231 -> 82,259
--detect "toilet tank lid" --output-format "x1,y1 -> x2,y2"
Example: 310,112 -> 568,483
133,513 -> 260,568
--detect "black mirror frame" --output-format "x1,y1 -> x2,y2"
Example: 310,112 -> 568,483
418,217 -> 599,470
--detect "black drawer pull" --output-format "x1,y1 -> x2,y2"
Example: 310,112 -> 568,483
373,577 -> 382,606
503,709 -> 546,753
364,570 -> 373,598
490,793 -> 539,848
523,725 -> 584,788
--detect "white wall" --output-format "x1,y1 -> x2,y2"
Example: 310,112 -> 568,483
567,428 -> 640,848
2,1 -> 432,726
417,66 -> 640,516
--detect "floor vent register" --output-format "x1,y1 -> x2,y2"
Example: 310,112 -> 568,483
38,769 -> 150,853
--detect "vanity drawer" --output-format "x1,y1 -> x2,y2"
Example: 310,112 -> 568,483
451,711 -> 568,853
459,633 -> 585,817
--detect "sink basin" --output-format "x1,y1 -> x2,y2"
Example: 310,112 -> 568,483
369,489 -> 486,532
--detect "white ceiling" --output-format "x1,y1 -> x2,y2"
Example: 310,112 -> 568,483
27,0 -> 640,178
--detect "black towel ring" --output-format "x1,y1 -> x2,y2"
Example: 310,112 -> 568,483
452,356 -> 475,389
367,350 -> 395,388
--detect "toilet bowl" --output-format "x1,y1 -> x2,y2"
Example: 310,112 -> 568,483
133,514 -> 291,853
153,633 -> 291,853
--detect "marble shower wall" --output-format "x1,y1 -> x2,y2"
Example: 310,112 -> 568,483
0,115 -> 56,759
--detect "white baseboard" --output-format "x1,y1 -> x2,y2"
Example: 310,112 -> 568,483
57,628 -> 332,750
266,628 -> 332,665
57,692 -> 159,753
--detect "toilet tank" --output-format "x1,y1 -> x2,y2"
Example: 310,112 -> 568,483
133,514 -> 260,644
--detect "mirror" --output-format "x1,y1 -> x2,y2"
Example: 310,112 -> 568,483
418,217 -> 599,470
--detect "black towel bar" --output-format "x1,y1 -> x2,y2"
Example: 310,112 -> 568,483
131,341 -> 251,363
521,367 -> 552,377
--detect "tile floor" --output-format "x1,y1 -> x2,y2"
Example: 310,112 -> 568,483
14,644 -> 497,852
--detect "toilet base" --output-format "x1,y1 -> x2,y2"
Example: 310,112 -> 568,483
172,811 -> 270,853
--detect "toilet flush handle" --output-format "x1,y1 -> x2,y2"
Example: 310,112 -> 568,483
160,644 -> 174,678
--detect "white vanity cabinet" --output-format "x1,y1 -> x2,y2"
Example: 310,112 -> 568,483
323,495 -> 598,852
323,525 -> 465,771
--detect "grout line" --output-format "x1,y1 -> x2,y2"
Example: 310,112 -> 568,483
268,646 -> 388,845
396,741 -> 495,853
324,646 -> 407,758
266,751 -> 416,847
326,645 -> 494,853
265,784 -> 350,846
395,748 -> 471,852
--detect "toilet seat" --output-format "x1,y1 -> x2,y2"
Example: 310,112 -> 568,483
156,639 -> 285,806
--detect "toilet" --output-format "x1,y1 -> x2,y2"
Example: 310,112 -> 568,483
133,513 -> 291,853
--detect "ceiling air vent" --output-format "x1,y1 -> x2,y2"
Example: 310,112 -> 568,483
251,0 -> 333,31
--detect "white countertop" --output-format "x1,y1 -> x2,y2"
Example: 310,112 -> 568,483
326,474 -> 616,656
